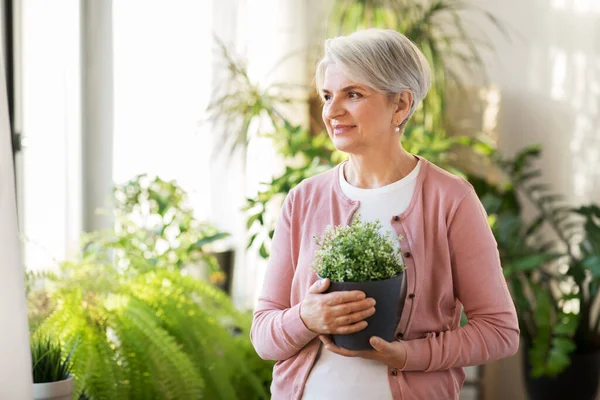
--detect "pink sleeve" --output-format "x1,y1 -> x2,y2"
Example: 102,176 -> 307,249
250,191 -> 318,361
401,188 -> 520,371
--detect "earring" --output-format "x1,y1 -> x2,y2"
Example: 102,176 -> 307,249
395,126 -> 400,133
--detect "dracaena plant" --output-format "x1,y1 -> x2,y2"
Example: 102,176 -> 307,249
468,144 -> 600,377
327,0 -> 508,133
311,218 -> 406,282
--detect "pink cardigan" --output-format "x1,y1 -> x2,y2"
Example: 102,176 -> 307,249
250,156 -> 519,399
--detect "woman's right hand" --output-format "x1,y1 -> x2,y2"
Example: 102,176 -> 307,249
300,278 -> 376,335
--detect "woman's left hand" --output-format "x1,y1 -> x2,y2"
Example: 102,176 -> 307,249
319,335 -> 408,369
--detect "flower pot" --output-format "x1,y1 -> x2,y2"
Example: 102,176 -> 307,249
522,347 -> 600,400
33,376 -> 74,400
325,272 -> 404,350
211,249 -> 235,295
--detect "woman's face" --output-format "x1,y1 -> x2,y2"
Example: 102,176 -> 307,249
320,64 -> 401,155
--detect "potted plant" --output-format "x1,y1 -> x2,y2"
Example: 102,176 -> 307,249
31,334 -> 74,400
27,174 -> 273,399
311,218 -> 406,350
469,145 -> 600,400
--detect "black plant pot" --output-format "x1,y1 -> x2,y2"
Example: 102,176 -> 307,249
523,347 -> 600,400
211,249 -> 235,295
324,272 -> 403,350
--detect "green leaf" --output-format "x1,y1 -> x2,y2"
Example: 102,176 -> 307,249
246,213 -> 262,230
247,233 -> 259,249
525,215 -> 545,237
553,313 -> 578,335
582,256 -> 600,276
192,232 -> 229,249
509,253 -> 562,272
259,243 -> 269,259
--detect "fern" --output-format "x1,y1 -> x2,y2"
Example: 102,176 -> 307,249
29,175 -> 273,399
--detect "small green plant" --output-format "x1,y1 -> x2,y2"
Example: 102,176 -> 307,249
31,334 -> 71,384
312,218 -> 406,282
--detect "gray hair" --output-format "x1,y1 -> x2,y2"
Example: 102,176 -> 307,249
316,29 -> 431,128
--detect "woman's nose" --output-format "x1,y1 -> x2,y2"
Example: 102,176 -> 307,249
323,97 -> 346,120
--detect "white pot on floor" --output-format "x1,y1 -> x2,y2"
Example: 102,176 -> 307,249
33,376 -> 74,400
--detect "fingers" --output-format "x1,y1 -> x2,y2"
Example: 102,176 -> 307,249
334,320 -> 369,334
369,336 -> 393,353
319,335 -> 380,360
329,298 -> 376,317
319,334 -> 333,346
325,290 -> 366,306
308,278 -> 330,294
333,307 -> 376,327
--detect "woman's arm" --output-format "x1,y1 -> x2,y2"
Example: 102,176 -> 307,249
401,188 -> 520,372
250,191 -> 318,361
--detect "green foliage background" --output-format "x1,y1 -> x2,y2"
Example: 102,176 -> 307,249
28,176 -> 274,399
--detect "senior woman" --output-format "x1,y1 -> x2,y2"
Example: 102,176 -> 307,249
250,28 -> 519,400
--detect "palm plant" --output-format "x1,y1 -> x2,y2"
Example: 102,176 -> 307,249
205,38 -> 306,159
327,0 -> 508,133
469,144 -> 600,377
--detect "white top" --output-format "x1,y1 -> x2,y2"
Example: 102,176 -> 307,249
302,160 -> 420,400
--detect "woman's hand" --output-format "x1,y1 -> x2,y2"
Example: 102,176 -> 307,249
319,335 -> 408,369
300,278 -> 376,335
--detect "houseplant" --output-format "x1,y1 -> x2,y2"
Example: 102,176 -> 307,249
311,218 -> 406,350
468,144 -> 600,399
28,174 -> 274,399
31,334 -> 74,400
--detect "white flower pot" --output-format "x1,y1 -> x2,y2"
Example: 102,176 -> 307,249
33,376 -> 74,400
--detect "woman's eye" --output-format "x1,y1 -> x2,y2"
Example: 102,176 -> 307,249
323,94 -> 332,102
349,92 -> 362,99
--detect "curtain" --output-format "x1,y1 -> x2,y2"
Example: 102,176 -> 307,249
0,45 -> 32,399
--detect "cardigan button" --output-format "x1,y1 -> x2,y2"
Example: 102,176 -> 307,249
393,216 -> 400,221
390,369 -> 398,376
409,293 -> 416,299
396,332 -> 404,339
404,251 -> 411,258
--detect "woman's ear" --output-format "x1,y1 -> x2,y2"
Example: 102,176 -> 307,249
393,91 -> 413,125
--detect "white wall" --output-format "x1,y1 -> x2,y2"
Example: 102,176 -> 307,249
480,0 -> 600,205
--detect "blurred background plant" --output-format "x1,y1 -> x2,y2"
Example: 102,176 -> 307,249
210,0 -> 504,260
27,175 -> 274,399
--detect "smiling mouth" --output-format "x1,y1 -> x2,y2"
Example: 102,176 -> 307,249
333,125 -> 356,135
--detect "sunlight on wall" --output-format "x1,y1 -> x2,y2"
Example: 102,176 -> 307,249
481,85 -> 501,143
113,1 -> 213,221
549,47 -> 567,102
238,0 -> 311,309
546,1 -> 600,203
552,0 -> 600,13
